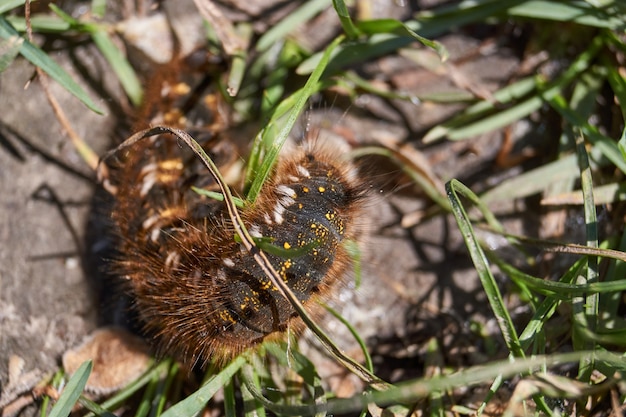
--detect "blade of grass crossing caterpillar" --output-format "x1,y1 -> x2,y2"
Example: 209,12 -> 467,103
244,35 -> 345,203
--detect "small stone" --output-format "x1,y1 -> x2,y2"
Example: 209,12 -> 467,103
62,327 -> 151,395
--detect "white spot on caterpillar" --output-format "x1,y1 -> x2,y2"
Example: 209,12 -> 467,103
137,162 -> 159,196
165,251 -> 180,269
139,162 -> 158,176
140,172 -> 157,197
276,185 -> 296,198
142,214 -> 160,230
279,195 -> 296,209
223,258 -> 235,267
249,224 -> 262,238
296,165 -> 310,178
273,203 -> 286,224
149,227 -> 160,242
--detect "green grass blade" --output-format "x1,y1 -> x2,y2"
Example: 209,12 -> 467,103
264,343 -> 327,410
241,363 -> 323,416
438,67 -> 592,142
573,131 -> 598,381
259,41 -> 300,116
332,0 -> 361,39
225,23 -> 252,97
424,34 -> 603,143
90,28 -> 143,106
424,338 -> 444,416
416,0 -> 525,35
238,351 -> 624,415
0,16 -> 104,114
447,90 -> 546,140
475,374 -> 506,416
84,360 -> 166,417
255,0 -> 329,52
291,351 -> 326,412
446,182 -> 554,412
77,396 -> 116,417
48,4 -> 142,106
134,370 -> 159,417
446,179 -> 524,358
297,0 -> 525,75
153,362 -> 179,417
540,182 -> 626,206
49,361 -> 92,417
223,377 -> 237,417
240,364 -> 266,417
548,93 -> 626,175
605,49 -> 626,129
4,15 -> 70,33
481,154 -> 578,204
356,18 -> 447,61
0,34 -> 22,71
422,76 -> 538,143
493,257 -> 626,299
191,187 -> 245,207
41,370 -> 64,417
160,356 -> 245,417
45,2 -> 77,24
342,70 -> 448,103
245,35 -> 344,202
0,0 -> 30,14
515,260 -> 587,351
577,326 -> 626,346
506,0 -> 625,29
606,58 -> 626,160
324,304 -> 374,373
602,230 -> 626,326
296,32 -> 407,75
91,0 -> 106,18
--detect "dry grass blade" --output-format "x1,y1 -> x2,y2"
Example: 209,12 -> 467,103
22,0 -> 100,171
192,0 -> 246,56
481,228 -> 626,262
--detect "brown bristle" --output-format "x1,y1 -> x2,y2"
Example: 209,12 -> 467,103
105,58 -> 368,368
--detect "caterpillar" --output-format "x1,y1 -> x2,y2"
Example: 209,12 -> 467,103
103,58 -> 368,367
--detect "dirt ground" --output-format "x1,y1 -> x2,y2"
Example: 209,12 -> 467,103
0,0 -> 545,410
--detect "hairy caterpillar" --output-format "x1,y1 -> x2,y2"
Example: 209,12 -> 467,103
103,60 -> 368,366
